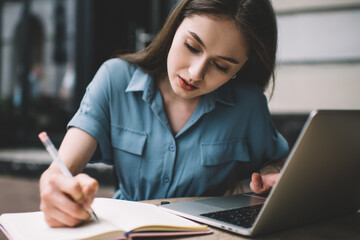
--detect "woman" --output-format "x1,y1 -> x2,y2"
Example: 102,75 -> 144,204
40,0 -> 288,227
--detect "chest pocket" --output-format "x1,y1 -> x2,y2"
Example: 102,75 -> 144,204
111,126 -> 147,156
110,125 -> 147,198
201,139 -> 250,166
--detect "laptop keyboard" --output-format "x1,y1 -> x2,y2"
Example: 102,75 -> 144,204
200,204 -> 263,228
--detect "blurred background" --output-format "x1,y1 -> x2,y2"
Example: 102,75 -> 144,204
0,0 -> 359,220
0,0 -> 179,148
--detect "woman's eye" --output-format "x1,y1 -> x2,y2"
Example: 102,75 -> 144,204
184,42 -> 199,54
213,62 -> 229,73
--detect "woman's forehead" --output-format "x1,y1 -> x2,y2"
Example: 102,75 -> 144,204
179,14 -> 243,37
178,15 -> 247,55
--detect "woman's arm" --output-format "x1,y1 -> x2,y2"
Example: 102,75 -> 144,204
39,127 -> 98,227
57,127 -> 98,174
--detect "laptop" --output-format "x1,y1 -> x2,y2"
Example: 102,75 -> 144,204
160,110 -> 360,236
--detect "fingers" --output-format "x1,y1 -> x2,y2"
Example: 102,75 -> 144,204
40,172 -> 98,227
40,174 -> 90,226
75,173 -> 99,209
56,175 -> 86,204
250,173 -> 265,194
250,172 -> 280,194
42,200 -> 87,227
261,173 -> 279,189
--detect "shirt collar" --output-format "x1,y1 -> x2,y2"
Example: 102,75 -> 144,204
125,67 -> 155,103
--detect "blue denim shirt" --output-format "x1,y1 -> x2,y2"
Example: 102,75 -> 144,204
68,58 -> 289,201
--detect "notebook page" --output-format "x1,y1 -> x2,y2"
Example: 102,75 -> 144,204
0,211 -> 122,240
92,198 -> 206,232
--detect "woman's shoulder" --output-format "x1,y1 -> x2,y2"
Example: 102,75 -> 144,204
230,80 -> 267,103
94,58 -> 144,89
101,58 -> 138,75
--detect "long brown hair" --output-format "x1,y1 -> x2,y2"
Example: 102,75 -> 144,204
120,0 -> 278,92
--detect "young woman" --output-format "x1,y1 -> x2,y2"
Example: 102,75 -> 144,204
39,0 -> 288,227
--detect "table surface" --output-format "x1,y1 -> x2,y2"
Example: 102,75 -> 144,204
141,198 -> 360,240
1,175 -> 359,240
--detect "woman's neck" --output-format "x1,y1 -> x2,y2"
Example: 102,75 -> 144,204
156,76 -> 200,135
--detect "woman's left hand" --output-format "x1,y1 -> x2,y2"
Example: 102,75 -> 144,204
250,172 -> 279,194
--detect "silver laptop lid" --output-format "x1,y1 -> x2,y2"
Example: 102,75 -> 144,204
252,109 -> 360,236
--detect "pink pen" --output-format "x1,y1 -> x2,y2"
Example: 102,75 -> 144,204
38,131 -> 99,222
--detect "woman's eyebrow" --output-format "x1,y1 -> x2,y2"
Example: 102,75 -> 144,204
188,30 -> 205,48
188,30 -> 240,64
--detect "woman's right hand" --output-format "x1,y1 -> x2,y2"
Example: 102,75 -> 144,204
39,170 -> 98,227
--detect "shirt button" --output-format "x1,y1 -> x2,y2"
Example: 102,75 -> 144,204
169,144 -> 176,152
163,175 -> 170,183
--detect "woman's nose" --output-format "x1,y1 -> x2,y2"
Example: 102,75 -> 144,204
188,58 -> 207,81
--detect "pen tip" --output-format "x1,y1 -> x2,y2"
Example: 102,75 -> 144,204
90,210 -> 99,222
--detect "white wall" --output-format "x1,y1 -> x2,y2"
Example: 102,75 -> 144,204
269,0 -> 360,114
273,0 -> 360,12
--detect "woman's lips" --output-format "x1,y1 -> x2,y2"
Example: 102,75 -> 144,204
178,76 -> 198,91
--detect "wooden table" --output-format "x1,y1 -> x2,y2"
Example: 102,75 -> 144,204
0,175 -> 358,240
142,197 -> 360,240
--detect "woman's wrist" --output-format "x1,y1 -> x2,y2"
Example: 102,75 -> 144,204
260,164 -> 281,175
260,158 -> 286,175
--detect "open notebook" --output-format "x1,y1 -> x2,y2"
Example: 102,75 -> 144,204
0,198 -> 212,240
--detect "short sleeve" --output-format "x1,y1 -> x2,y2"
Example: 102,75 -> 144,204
245,90 -> 289,170
67,60 -> 113,164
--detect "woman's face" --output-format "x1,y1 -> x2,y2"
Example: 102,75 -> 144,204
166,14 -> 248,100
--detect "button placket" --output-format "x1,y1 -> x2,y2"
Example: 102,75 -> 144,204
162,142 -> 176,184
